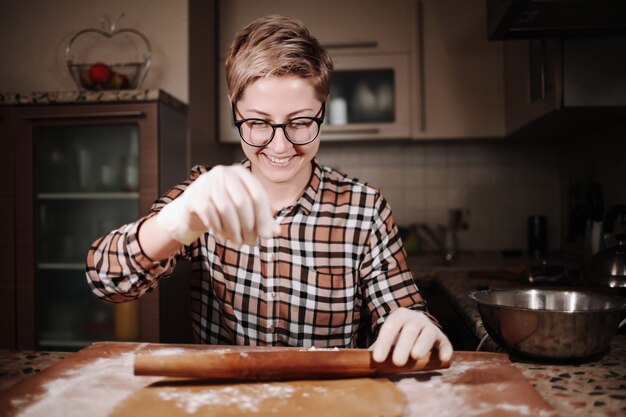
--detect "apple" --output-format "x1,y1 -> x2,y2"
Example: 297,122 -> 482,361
89,62 -> 112,86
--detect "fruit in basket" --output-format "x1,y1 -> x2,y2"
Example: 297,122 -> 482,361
89,62 -> 112,86
79,69 -> 93,89
108,72 -> 130,89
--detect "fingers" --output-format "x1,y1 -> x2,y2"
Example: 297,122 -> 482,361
410,326 -> 437,360
189,166 -> 279,246
372,309 -> 454,366
238,168 -> 281,238
392,320 -> 422,366
437,335 -> 454,362
371,310 -> 404,363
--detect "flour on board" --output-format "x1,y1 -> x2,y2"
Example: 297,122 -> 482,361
13,350 -> 160,417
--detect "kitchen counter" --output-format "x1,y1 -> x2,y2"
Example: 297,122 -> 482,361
0,271 -> 623,416
0,350 -> 69,391
434,270 -> 626,417
1,339 -> 624,415
0,343 -> 557,417
407,252 -> 582,273
0,89 -> 186,112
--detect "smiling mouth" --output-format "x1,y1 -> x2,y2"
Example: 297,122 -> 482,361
264,154 -> 295,165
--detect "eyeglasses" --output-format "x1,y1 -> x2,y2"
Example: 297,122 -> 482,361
232,103 -> 325,147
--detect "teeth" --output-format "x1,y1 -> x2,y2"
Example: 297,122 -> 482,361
266,155 -> 291,164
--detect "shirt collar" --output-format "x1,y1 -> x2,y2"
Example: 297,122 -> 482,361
240,158 -> 322,216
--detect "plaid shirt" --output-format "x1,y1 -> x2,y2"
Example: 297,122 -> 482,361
86,159 -> 427,347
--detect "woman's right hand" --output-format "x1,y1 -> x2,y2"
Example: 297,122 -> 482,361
157,165 -> 281,246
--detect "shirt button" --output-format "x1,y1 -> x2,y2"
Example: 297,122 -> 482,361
270,292 -> 276,298
268,326 -> 275,333
269,254 -> 276,261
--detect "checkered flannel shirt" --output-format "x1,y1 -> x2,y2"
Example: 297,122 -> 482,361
86,158 -> 429,347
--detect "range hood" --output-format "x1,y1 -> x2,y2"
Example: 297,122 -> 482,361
487,0 -> 626,40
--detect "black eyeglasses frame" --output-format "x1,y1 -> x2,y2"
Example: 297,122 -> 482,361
231,102 -> 325,147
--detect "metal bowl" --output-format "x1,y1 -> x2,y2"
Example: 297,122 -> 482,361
469,289 -> 626,360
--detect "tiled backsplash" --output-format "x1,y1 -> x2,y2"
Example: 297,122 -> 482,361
316,141 -> 561,252
235,140 -> 562,252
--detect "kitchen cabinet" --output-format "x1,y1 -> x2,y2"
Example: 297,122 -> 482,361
217,0 -> 415,136
3,92 -> 189,350
503,39 -> 562,134
217,0 -> 411,59
216,0 -> 506,141
0,106 -> 16,349
503,37 -> 626,138
415,0 -> 506,139
217,0 -> 414,142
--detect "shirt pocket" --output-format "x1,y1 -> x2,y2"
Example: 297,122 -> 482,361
292,266 -> 359,333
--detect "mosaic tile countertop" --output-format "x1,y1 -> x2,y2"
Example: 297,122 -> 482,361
0,89 -> 186,112
0,350 -> 70,391
436,271 -> 626,417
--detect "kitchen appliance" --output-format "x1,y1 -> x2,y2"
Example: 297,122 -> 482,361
487,0 -> 626,40
584,205 -> 626,289
469,289 -> 626,360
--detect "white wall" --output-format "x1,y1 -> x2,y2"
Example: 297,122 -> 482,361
0,0 -> 188,103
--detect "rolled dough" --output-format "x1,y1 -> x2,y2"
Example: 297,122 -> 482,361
110,377 -> 405,417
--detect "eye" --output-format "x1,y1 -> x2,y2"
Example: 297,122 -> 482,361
245,120 -> 270,129
289,118 -> 314,128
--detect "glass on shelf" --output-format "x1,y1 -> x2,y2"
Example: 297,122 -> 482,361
328,69 -> 395,125
36,199 -> 138,264
34,124 -> 139,194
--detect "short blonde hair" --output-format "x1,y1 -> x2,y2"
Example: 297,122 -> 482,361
225,15 -> 333,103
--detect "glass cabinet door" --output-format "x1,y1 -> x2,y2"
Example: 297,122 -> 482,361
322,54 -> 411,140
328,69 -> 395,125
34,124 -> 140,350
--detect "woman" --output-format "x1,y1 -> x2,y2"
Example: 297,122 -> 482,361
86,15 -> 452,366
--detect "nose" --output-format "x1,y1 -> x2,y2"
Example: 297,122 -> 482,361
267,126 -> 292,153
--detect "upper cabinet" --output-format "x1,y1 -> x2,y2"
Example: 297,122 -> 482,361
218,0 -> 412,58
416,0 -> 506,139
503,39 -> 562,134
216,0 -> 506,142
502,36 -> 626,137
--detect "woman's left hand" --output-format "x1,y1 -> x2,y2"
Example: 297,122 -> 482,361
369,308 -> 453,366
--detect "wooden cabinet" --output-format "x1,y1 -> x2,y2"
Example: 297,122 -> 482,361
217,0 -> 412,59
503,39 -> 562,135
414,0 -> 506,139
0,106 -> 16,349
2,95 -> 190,350
216,0 -> 506,141
217,0 -> 415,142
503,38 -> 626,137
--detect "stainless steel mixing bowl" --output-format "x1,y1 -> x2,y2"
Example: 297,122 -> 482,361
469,289 -> 626,360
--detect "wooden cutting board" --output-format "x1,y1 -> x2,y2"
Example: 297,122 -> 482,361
0,342 -> 558,417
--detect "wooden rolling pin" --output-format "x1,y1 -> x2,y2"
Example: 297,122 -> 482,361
134,348 -> 450,381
